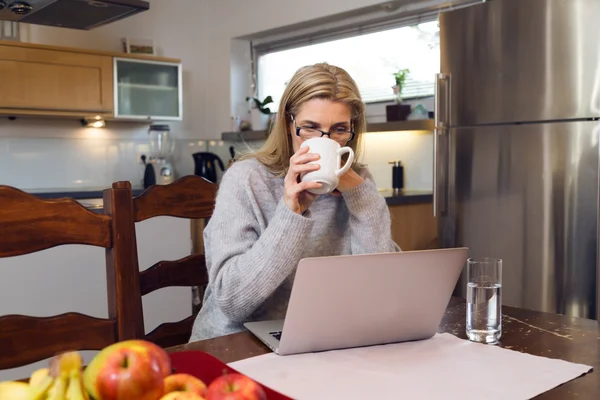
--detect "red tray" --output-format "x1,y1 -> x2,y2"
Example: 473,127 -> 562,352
169,350 -> 293,400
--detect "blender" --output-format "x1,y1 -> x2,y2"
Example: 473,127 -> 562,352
142,124 -> 176,188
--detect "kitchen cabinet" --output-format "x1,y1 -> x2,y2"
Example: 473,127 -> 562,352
114,58 -> 182,121
0,42 -> 113,116
389,202 -> 438,251
0,40 -> 181,120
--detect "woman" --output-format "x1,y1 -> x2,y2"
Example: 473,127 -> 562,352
189,63 -> 400,342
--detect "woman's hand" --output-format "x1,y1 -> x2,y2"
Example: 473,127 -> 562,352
331,162 -> 364,196
284,146 -> 323,214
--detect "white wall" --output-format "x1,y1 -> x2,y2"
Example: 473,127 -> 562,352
0,119 -> 219,191
1,0 -> 415,190
22,0 -> 210,141
208,0 -> 391,130
20,0 -> 395,139
0,0 -> 215,189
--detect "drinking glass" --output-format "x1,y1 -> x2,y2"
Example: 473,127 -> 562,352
466,257 -> 502,344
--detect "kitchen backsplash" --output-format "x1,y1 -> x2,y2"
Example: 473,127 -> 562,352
0,119 -> 433,193
0,135 -> 213,191
360,130 -> 433,191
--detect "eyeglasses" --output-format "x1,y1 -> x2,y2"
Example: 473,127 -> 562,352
291,115 -> 355,143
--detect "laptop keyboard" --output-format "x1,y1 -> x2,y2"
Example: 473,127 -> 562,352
269,330 -> 282,341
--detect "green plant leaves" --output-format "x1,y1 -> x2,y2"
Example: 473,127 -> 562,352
246,96 -> 274,114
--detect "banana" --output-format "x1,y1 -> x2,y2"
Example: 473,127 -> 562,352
29,373 -> 54,400
29,367 -> 50,388
46,372 -> 68,400
0,381 -> 30,400
50,352 -> 83,377
65,369 -> 89,400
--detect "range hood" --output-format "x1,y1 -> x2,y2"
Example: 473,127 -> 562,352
0,0 -> 149,30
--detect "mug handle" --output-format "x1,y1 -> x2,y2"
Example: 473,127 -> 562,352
335,147 -> 355,177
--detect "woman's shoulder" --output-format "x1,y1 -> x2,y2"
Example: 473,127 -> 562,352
215,158 -> 282,210
223,157 -> 272,178
220,157 -> 279,190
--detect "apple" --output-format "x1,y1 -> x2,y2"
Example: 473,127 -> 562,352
205,373 -> 266,400
164,374 -> 207,397
160,392 -> 205,400
83,339 -> 172,400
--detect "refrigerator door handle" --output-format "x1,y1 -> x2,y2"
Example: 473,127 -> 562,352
434,73 -> 451,217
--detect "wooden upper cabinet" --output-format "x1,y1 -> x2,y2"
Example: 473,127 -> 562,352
0,40 -> 182,120
0,43 -> 113,116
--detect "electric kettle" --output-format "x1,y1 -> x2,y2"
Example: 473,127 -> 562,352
192,152 -> 225,183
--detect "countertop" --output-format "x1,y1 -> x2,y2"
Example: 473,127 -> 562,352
26,186 -> 146,214
26,186 -> 432,213
26,186 -> 146,200
379,189 -> 433,206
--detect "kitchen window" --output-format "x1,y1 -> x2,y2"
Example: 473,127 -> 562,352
255,19 -> 440,110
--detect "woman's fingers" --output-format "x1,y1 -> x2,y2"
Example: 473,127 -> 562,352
291,146 -> 320,165
289,146 -> 309,167
293,152 -> 320,165
290,145 -> 309,161
283,146 -> 323,214
285,149 -> 320,184
290,163 -> 320,175
296,180 -> 323,194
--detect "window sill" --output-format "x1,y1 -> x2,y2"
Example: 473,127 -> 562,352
221,119 -> 434,141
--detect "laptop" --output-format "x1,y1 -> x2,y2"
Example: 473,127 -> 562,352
244,247 -> 468,355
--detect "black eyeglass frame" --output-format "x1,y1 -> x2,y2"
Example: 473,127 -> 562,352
290,114 -> 356,142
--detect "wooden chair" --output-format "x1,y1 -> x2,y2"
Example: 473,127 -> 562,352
106,176 -> 217,348
0,185 -> 136,370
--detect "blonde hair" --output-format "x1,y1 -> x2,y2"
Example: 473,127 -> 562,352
239,63 -> 365,177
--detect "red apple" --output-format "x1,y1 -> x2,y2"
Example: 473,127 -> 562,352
160,392 -> 205,400
164,374 -> 207,397
206,372 -> 266,400
83,339 -> 172,400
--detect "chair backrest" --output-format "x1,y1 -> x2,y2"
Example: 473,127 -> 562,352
107,176 -> 217,348
0,185 -> 134,370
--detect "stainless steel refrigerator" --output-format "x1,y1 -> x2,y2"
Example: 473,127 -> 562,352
435,0 -> 600,320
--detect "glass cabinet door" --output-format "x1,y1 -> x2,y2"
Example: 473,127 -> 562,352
114,58 -> 182,120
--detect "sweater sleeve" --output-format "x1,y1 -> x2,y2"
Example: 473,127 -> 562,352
341,168 -> 402,254
204,163 -> 314,322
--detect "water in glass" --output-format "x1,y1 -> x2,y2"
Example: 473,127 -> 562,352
466,281 -> 502,344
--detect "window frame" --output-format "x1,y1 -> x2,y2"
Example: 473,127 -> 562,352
249,0 -> 480,106
252,15 -> 440,106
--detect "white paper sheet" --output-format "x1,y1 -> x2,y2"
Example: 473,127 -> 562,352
229,333 -> 592,400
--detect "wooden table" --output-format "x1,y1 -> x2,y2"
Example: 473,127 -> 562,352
167,297 -> 599,399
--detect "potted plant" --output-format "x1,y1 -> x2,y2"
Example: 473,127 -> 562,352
246,95 -> 275,131
386,68 -> 412,122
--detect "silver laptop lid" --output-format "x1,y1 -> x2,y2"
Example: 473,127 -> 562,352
278,248 -> 468,355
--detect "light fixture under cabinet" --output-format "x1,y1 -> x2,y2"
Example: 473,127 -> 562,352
81,116 -> 106,128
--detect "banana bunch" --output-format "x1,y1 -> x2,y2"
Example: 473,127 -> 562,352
0,351 -> 90,400
32,351 -> 89,400
0,381 -> 31,400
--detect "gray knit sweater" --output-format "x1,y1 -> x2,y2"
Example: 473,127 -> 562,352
189,158 -> 400,342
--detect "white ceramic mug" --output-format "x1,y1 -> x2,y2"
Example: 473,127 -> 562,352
300,137 -> 355,195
